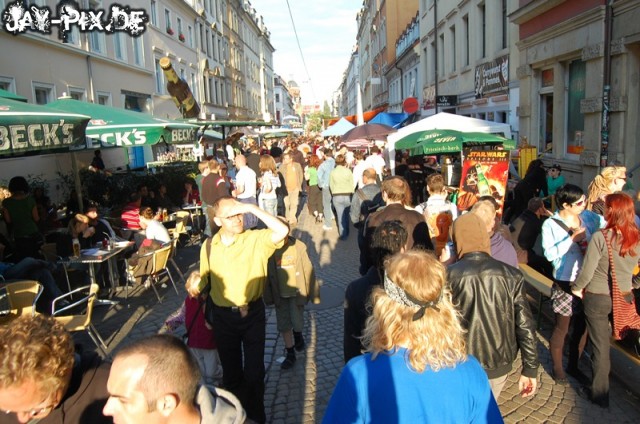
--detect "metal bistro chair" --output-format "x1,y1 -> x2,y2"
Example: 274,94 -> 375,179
168,237 -> 186,286
125,244 -> 179,303
0,280 -> 43,325
52,283 -> 109,357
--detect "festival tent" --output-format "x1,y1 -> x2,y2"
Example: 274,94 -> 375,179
321,117 -> 355,137
395,129 -> 515,155
387,112 -> 513,173
368,112 -> 410,128
0,97 -> 90,156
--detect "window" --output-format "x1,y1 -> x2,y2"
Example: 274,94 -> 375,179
177,17 -> 182,37
65,27 -> 80,45
478,3 -> 486,59
96,91 -> 111,106
132,37 -> 144,66
188,25 -> 193,48
450,26 -> 456,72
150,0 -> 157,26
539,68 -> 554,154
275,93 -> 280,102
0,76 -> 15,92
89,31 -> 105,53
463,15 -> 469,66
114,32 -> 126,61
501,0 -> 508,50
154,59 -> 164,94
438,34 -> 444,76
68,87 -> 86,101
566,60 -> 586,155
164,9 -> 171,31
33,82 -> 54,105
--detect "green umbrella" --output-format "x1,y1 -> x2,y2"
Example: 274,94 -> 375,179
0,97 -> 90,155
46,98 -> 200,148
394,129 -> 515,155
0,88 -> 27,102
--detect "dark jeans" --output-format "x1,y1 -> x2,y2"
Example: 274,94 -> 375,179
212,299 -> 266,424
583,292 -> 612,407
4,257 -> 63,302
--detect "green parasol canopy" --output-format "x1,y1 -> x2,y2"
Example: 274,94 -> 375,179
46,98 -> 200,148
0,88 -> 27,102
0,97 -> 90,156
394,129 -> 515,155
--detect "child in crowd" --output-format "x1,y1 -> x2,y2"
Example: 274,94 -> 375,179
545,164 -> 565,210
264,219 -> 320,370
164,271 -> 223,386
415,173 -> 458,258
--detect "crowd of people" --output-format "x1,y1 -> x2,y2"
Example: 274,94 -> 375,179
1,133 -> 639,423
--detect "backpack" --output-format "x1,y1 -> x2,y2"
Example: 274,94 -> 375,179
355,190 -> 384,228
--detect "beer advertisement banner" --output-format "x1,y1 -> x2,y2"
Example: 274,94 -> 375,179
457,148 -> 510,214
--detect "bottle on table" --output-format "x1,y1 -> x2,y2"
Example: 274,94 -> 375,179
475,163 -> 491,197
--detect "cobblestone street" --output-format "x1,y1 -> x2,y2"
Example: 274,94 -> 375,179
86,207 -> 640,423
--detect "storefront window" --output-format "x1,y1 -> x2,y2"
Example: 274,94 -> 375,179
539,68 -> 554,154
566,60 -> 585,154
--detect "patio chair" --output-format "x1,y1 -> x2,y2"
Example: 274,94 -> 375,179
52,283 -> 109,357
146,244 -> 179,303
0,280 -> 43,325
168,237 -> 186,286
169,211 -> 191,242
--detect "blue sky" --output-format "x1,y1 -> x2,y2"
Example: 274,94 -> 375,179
251,0 -> 362,106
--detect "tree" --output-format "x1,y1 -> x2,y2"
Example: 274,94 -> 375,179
305,112 -> 324,133
323,101 -> 330,115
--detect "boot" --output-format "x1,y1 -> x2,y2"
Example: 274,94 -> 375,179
280,347 -> 296,370
293,331 -> 306,352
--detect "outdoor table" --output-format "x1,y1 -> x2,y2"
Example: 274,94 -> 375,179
58,241 -> 134,306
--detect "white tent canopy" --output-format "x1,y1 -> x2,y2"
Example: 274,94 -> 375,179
387,112 -> 513,172
321,117 -> 355,137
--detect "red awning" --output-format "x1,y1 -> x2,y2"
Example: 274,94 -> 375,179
327,105 -> 387,127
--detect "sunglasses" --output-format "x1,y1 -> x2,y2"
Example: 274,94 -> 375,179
572,197 -> 586,207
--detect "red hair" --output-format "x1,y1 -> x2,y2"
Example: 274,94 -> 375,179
604,193 -> 640,257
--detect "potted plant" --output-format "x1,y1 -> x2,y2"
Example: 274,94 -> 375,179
166,27 -> 174,35
179,33 -> 185,42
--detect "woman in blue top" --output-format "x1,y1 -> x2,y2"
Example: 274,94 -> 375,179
323,250 -> 502,424
541,184 -> 605,385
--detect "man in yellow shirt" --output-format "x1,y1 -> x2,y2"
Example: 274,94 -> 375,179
192,196 -> 288,424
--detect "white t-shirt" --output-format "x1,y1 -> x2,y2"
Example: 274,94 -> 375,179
235,166 -> 257,199
145,219 -> 171,244
352,160 -> 368,190
364,154 -> 386,178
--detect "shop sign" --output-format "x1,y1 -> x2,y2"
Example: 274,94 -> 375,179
474,55 -> 509,99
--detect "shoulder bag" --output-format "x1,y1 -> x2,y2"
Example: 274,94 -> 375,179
202,238 -> 216,327
603,230 -> 640,355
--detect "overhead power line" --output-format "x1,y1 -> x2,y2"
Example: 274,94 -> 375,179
285,0 -> 316,102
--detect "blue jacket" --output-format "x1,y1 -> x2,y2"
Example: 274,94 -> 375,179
317,157 -> 335,189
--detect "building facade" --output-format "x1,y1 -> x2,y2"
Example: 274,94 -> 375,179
512,0 -> 640,187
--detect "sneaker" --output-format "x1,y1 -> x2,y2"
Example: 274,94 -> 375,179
322,225 -> 332,231
280,351 -> 296,370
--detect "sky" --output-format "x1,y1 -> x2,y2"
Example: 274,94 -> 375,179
250,0 -> 362,107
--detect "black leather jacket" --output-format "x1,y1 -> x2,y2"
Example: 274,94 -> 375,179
447,252 -> 539,379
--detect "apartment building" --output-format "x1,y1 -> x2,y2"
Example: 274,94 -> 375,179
512,0 -> 640,187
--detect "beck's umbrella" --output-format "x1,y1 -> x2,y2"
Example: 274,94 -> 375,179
46,98 -> 200,148
341,123 -> 396,142
0,88 -> 27,102
0,97 -> 90,156
394,129 -> 515,155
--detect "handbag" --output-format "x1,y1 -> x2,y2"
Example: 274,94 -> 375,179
603,230 -> 640,345
203,239 -> 216,327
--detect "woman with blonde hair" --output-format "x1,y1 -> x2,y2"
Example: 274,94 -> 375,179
586,166 -> 627,215
257,154 -> 280,216
323,250 -> 501,423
